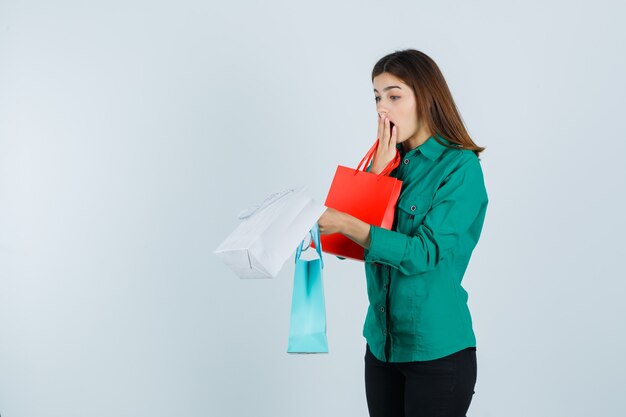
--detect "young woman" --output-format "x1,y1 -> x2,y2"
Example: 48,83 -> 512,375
317,49 -> 488,417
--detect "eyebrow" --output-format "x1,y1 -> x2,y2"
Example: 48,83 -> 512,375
373,85 -> 402,93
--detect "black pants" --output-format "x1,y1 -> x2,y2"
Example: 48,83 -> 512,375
364,343 -> 477,417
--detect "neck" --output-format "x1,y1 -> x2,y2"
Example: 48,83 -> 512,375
402,127 -> 433,153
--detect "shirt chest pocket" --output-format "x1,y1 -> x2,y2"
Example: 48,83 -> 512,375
395,195 -> 431,235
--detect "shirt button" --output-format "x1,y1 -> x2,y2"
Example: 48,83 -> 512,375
380,306 -> 385,313
403,158 -> 410,165
383,329 -> 388,336
383,283 -> 388,290
410,205 -> 416,211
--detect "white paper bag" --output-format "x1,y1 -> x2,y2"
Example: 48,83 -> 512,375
214,187 -> 327,278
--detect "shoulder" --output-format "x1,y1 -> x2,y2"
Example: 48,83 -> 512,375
436,149 -> 487,200
440,148 -> 482,177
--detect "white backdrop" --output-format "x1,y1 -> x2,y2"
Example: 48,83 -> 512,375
1,1 -> 625,416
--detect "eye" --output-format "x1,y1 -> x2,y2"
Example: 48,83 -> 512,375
374,96 -> 400,103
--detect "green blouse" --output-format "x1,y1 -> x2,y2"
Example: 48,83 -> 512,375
363,134 -> 488,362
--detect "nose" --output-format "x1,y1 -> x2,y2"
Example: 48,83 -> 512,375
377,103 -> 389,116
377,100 -> 389,114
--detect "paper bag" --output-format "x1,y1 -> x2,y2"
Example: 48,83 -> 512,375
317,140 -> 402,260
214,187 -> 326,278
287,223 -> 328,354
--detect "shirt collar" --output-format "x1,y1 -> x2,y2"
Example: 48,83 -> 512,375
397,133 -> 456,161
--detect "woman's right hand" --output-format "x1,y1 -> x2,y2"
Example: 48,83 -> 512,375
369,114 -> 398,174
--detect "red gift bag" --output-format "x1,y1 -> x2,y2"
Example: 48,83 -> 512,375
316,140 -> 402,261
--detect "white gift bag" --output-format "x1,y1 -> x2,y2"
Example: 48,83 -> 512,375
214,187 -> 327,278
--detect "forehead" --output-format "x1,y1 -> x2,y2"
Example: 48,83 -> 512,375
373,73 -> 409,93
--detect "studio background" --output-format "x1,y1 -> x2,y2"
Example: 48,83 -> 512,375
1,1 -> 625,416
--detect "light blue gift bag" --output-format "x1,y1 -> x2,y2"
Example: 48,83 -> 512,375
287,223 -> 328,354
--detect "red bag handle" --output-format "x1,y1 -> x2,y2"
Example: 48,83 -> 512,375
355,139 -> 401,177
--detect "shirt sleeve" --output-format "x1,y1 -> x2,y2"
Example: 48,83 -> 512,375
364,156 -> 488,275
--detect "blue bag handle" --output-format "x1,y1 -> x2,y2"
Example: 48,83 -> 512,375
295,223 -> 324,269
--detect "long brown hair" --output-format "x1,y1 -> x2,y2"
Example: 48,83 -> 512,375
372,49 -> 485,158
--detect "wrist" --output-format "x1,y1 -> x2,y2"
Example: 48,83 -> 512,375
339,212 -> 351,234
339,212 -> 372,249
369,163 -> 383,175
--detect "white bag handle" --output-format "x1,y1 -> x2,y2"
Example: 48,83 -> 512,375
237,188 -> 296,219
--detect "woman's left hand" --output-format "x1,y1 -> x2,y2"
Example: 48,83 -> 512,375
318,208 -> 345,235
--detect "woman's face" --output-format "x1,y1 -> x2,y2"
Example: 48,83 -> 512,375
372,72 -> 422,146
